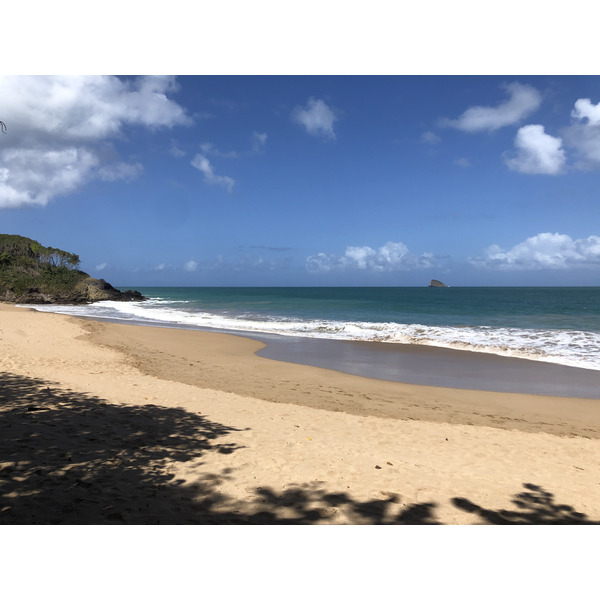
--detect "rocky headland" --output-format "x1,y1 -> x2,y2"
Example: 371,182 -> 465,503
0,234 -> 145,304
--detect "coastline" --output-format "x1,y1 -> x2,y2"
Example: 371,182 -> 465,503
3,303 -> 600,524
256,335 -> 600,398
83,316 -> 600,437
36,309 -> 600,398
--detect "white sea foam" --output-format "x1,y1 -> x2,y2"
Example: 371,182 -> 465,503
24,299 -> 600,371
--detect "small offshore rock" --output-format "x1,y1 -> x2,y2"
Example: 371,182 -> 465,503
428,279 -> 448,288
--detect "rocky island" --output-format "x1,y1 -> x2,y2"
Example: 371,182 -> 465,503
428,279 -> 448,288
0,234 -> 145,304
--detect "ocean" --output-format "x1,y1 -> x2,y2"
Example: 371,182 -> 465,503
26,286 -> 600,372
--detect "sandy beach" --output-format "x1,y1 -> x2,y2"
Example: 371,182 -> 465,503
2,302 -> 600,524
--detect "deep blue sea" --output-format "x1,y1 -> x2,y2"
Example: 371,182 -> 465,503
26,287 -> 600,371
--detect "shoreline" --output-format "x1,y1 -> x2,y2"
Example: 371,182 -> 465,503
256,335 -> 600,399
3,302 -> 600,524
81,313 -> 600,438
27,310 -> 600,399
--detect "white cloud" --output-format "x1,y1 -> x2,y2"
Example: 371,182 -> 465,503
306,241 -> 436,273
252,131 -> 267,153
504,124 -> 566,175
572,98 -> 600,125
440,82 -> 542,133
0,146 -> 99,207
421,131 -> 441,144
292,97 -> 337,139
191,154 -> 235,193
95,262 -> 108,271
563,98 -> 600,169
0,75 -> 191,209
470,232 -> 600,270
184,260 -> 198,272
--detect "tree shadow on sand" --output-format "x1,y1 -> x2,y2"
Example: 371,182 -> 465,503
0,371 -> 438,524
2,371 -> 597,525
0,371 -> 245,524
451,483 -> 600,525
224,485 -> 439,524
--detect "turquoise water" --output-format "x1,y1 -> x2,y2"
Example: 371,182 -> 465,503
27,287 -> 600,370
130,286 -> 600,331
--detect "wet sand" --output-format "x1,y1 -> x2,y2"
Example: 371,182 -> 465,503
85,318 -> 600,438
255,335 -> 600,398
75,314 -> 600,398
2,303 -> 600,524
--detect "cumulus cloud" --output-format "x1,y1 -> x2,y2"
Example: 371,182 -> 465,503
0,75 -> 191,209
470,232 -> 600,270
184,260 -> 198,272
504,124 -> 566,175
292,97 -> 337,139
95,262 -> 108,271
440,82 -> 542,133
562,98 -> 600,169
0,146 -> 99,208
572,98 -> 600,124
191,154 -> 235,193
306,241 -> 436,273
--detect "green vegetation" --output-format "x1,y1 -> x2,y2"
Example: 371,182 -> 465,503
1,234 -> 144,303
0,234 -> 87,298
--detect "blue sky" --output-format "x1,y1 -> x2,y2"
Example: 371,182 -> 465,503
1,74 -> 600,286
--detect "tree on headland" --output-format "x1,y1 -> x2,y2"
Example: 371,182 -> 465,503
29,241 -> 80,269
0,235 -> 80,270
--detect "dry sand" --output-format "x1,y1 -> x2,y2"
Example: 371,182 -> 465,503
2,302 -> 600,524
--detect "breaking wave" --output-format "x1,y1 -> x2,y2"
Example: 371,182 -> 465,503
24,296 -> 600,371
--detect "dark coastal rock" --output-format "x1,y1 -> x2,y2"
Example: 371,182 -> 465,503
428,279 -> 448,288
122,289 -> 145,301
1,278 -> 146,304
72,278 -> 147,304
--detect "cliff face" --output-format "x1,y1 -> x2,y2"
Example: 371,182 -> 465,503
0,234 -> 145,305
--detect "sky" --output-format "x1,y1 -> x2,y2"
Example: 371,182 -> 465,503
1,74 -> 600,286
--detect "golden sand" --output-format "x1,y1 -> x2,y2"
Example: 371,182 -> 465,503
2,303 -> 600,524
